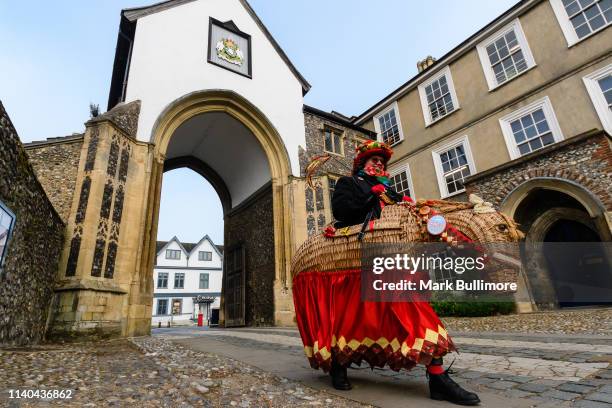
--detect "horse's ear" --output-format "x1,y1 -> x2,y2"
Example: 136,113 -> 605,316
469,194 -> 484,204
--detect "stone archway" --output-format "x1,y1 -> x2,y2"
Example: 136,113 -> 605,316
501,178 -> 611,309
133,90 -> 296,330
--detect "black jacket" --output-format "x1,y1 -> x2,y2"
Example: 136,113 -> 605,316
331,175 -> 403,228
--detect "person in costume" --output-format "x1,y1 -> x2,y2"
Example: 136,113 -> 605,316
328,140 -> 480,406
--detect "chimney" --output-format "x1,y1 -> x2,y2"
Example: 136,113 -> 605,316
417,56 -> 437,73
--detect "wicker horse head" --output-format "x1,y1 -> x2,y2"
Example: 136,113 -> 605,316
291,195 -> 524,278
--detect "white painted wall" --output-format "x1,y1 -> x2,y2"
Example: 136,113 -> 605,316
156,240 -> 188,267
188,236 -> 222,268
153,236 -> 222,325
125,0 -> 306,177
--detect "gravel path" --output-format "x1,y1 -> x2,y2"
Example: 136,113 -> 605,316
0,338 -> 370,407
441,308 -> 612,336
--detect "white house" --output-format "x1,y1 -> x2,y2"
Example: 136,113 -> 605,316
152,235 -> 223,325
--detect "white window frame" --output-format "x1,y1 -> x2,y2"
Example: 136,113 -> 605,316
476,19 -> 537,91
550,0 -> 612,47
499,96 -> 564,160
417,66 -> 460,126
387,161 -> 416,200
431,135 -> 477,199
373,102 -> 405,146
583,64 -> 612,134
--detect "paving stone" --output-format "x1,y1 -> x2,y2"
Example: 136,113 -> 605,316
586,392 -> 612,404
503,389 -> 533,399
471,377 -> 496,385
540,389 -> 580,401
487,380 -> 517,390
595,370 -> 612,379
518,383 -> 552,393
573,399 -> 612,408
458,371 -> 484,379
556,382 -> 597,394
505,375 -> 532,384
598,384 -> 612,394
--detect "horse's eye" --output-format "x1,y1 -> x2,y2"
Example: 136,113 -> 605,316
496,224 -> 508,232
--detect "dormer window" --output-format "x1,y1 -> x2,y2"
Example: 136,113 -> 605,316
198,251 -> 212,261
166,249 -> 181,260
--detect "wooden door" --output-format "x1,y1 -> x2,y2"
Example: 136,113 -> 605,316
224,244 -> 246,327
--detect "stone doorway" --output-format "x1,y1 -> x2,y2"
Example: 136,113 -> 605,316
542,219 -> 610,307
503,179 -> 612,310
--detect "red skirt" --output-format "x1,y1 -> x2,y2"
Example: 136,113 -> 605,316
292,269 -> 456,373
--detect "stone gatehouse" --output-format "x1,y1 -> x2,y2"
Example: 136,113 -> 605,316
1,0 -> 611,344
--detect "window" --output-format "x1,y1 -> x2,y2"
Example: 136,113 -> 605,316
499,97 -> 564,160
328,176 -> 338,197
374,102 -> 404,146
165,249 -> 181,260
199,273 -> 209,289
418,66 -> 460,126
476,19 -> 536,90
171,298 -> 182,315
0,201 -> 15,269
550,0 -> 612,46
324,127 -> 344,155
388,164 -> 414,200
156,299 -> 168,315
432,136 -> 476,198
583,64 -> 612,134
157,272 -> 168,288
174,273 -> 185,289
198,251 -> 212,261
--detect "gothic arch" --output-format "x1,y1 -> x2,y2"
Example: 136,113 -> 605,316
139,89 -> 296,326
500,176 -> 607,219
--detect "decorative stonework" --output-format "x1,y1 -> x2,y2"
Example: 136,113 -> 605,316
89,134 -> 131,279
85,127 -> 100,172
464,131 -> 612,211
91,100 -> 141,139
66,125 -> 99,277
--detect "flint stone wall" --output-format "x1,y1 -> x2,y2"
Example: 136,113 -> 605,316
224,183 -> 275,326
25,136 -> 83,223
0,101 -> 64,345
464,131 -> 612,210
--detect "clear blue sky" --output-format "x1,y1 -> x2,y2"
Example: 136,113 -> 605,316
0,0 -> 518,244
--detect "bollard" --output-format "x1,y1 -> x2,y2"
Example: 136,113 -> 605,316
158,321 -> 161,328
167,321 -> 170,328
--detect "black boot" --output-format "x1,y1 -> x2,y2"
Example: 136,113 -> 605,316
329,359 -> 352,390
428,363 -> 480,405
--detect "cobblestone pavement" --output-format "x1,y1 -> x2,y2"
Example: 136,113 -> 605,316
155,309 -> 612,408
440,308 -> 612,336
0,338 -> 370,407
